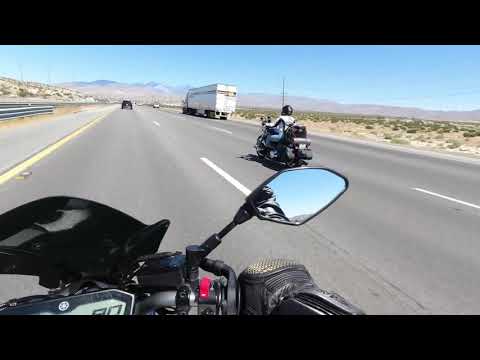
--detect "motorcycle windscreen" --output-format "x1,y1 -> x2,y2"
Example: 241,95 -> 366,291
0,197 -> 169,288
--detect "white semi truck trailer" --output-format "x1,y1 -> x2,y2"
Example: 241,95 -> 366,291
182,84 -> 237,120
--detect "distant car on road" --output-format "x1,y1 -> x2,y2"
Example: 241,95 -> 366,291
153,104 -> 160,109
122,100 -> 133,110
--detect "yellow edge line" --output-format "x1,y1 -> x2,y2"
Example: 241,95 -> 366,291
0,110 -> 113,186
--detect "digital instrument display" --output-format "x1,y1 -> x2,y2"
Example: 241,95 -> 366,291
0,289 -> 134,315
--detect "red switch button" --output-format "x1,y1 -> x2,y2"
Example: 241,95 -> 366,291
199,276 -> 212,300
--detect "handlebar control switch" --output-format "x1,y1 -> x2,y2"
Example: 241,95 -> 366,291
199,277 -> 212,300
198,276 -> 221,315
175,285 -> 191,315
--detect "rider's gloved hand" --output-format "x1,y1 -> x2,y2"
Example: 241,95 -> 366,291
238,259 -> 364,315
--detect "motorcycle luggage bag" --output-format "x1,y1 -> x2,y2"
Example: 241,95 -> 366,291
291,125 -> 307,138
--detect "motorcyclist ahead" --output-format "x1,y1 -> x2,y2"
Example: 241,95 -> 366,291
264,105 -> 296,149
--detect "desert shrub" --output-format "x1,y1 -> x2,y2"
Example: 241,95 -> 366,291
17,88 -> 30,97
365,125 -> 374,129
384,134 -> 393,140
447,140 -> 462,148
464,131 -> 480,137
406,129 -> 417,133
391,138 -> 410,145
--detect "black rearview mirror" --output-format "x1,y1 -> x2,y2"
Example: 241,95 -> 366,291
199,168 -> 348,257
246,168 -> 348,225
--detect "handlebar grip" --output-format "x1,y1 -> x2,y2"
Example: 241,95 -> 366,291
200,258 -> 226,276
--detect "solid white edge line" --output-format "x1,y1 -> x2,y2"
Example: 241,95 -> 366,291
153,121 -> 160,126
207,126 -> 232,135
412,187 -> 480,210
200,157 -> 251,196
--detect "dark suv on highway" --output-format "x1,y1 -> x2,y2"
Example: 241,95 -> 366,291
121,100 -> 133,110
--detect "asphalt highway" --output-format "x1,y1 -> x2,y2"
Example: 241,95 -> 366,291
0,105 -> 479,314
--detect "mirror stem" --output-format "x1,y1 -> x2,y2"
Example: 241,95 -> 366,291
200,203 -> 254,256
200,221 -> 237,257
218,203 -> 253,239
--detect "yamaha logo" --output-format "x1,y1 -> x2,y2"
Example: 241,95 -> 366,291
58,301 -> 70,312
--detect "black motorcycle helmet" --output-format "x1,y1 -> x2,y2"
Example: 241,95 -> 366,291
281,105 -> 293,116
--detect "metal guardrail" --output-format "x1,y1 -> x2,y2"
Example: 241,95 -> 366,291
0,101 -> 99,107
0,103 -> 54,120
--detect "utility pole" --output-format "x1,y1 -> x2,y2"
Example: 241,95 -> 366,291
18,62 -> 23,83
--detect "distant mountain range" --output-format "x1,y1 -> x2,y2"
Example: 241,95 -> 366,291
238,93 -> 480,123
58,80 -> 480,122
57,80 -> 190,104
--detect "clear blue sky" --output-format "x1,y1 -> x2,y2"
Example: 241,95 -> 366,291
1,45 -> 480,111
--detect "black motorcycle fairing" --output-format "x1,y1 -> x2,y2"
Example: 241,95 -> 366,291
0,249 -> 63,288
0,197 -> 170,288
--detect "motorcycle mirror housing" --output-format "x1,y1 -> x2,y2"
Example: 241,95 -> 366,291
245,167 -> 349,226
200,167 -> 348,256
